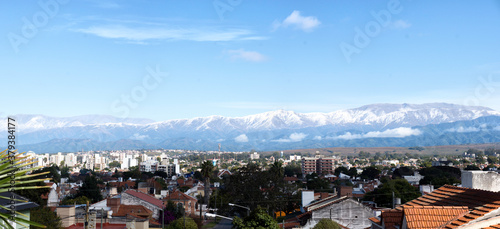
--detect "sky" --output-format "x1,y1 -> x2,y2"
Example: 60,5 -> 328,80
1,0 -> 500,121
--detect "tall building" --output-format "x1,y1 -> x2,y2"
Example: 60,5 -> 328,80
301,156 -> 336,175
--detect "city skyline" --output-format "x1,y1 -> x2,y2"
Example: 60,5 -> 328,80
1,1 -> 500,121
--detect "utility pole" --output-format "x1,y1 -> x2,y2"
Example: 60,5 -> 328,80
392,192 -> 395,209
215,190 -> 217,223
85,201 -> 89,229
162,209 -> 164,229
100,208 -> 103,229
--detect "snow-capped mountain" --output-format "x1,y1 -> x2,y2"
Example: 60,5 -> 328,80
2,103 -> 500,153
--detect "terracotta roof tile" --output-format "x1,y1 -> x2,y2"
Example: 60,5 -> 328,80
124,190 -> 164,209
403,206 -> 469,229
378,185 -> 500,229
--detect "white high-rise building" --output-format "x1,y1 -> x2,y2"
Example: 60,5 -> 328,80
65,153 -> 76,167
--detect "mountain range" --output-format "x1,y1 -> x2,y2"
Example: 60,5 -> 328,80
2,103 -> 500,153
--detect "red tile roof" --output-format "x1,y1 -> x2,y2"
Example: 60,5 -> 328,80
113,205 -> 152,218
163,190 -> 197,202
376,185 -> 500,229
403,206 -> 469,229
124,190 -> 164,209
66,223 -> 126,229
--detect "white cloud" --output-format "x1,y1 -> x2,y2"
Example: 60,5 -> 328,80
446,126 -> 480,133
392,20 -> 411,29
313,136 -> 322,140
234,134 -> 249,143
227,49 -> 268,62
130,133 -> 148,140
334,127 -> 422,140
274,11 -> 321,32
75,25 -> 265,42
273,132 -> 308,142
495,126 -> 500,131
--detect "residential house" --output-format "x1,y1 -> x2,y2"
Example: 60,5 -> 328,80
163,190 -> 198,216
121,190 -> 164,219
299,195 -> 375,229
370,171 -> 500,229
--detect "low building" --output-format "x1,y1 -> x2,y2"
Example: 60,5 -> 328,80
370,171 -> 500,229
163,190 -> 198,216
121,190 -> 164,219
300,195 -> 375,229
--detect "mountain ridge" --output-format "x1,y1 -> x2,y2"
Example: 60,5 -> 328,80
2,103 -> 500,153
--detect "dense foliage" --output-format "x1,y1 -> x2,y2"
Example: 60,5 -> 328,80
363,179 -> 421,208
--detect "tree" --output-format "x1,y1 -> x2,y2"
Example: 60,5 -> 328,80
360,166 -> 380,180
334,167 -> 349,177
419,167 -> 461,187
60,166 -> 70,178
76,175 -> 102,203
193,171 -> 203,181
166,217 -> 197,229
306,173 -> 332,192
464,164 -> 481,170
363,179 -> 421,208
313,218 -> 342,229
284,161 -> 302,177
201,160 -> 214,206
109,161 -> 121,168
61,196 -> 90,205
347,167 -> 358,178
0,150 -> 51,229
30,206 -> 63,229
233,207 -> 279,229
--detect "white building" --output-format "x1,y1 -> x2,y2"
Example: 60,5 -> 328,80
250,152 -> 260,160
65,153 -> 76,167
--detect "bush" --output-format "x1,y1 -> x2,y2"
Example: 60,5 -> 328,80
313,218 -> 341,229
166,217 -> 197,229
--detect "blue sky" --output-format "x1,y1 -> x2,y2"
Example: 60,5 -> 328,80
1,0 -> 500,121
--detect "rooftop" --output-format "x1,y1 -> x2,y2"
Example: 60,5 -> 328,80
124,190 -> 164,209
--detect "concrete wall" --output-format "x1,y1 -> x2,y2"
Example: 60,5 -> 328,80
462,171 -> 500,192
305,199 -> 374,229
57,206 -> 76,227
121,192 -> 161,219
302,191 -> 315,207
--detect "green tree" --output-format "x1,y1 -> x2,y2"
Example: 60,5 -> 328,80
233,207 -> 279,229
60,166 -> 70,178
193,171 -> 203,181
313,218 -> 342,229
76,175 -> 102,203
363,179 -> 421,208
109,161 -> 121,168
201,160 -> 214,206
61,196 -> 90,205
166,217 -> 197,229
360,166 -> 380,180
306,173 -> 332,192
30,206 -> 63,229
334,167 -> 349,177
